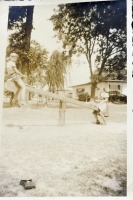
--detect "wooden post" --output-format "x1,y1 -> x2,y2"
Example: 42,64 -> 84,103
45,96 -> 48,108
62,98 -> 66,126
25,90 -> 29,105
59,100 -> 63,126
37,97 -> 39,108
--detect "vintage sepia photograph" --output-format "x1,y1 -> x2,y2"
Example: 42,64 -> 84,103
0,0 -> 127,197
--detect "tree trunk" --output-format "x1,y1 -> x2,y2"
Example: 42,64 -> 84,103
90,57 -> 107,99
22,59 -> 30,75
22,6 -> 34,75
99,57 -> 107,75
86,53 -> 93,77
24,6 -> 34,51
89,59 -> 93,77
86,53 -> 95,98
28,80 -> 33,100
23,6 -> 34,100
91,82 -> 97,99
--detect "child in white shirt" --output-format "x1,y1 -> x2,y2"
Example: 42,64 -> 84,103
93,87 -> 109,125
6,53 -> 28,106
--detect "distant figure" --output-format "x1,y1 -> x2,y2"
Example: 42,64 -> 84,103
6,53 -> 28,107
93,87 -> 109,125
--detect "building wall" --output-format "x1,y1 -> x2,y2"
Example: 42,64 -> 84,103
72,81 -> 127,99
72,84 -> 91,99
96,82 -> 127,96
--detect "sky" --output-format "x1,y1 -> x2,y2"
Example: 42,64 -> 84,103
31,4 -> 90,87
31,4 -> 62,54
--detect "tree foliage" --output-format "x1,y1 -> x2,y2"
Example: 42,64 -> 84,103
28,40 -> 48,72
27,40 -> 48,87
7,6 -> 34,75
7,39 -> 48,88
46,50 -> 71,92
50,0 -> 126,97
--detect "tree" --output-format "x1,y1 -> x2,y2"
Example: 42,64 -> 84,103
7,39 -> 48,86
46,50 -> 71,93
50,1 -> 126,98
7,6 -> 34,75
28,40 -> 48,87
6,38 -> 48,100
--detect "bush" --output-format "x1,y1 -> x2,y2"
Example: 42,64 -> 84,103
109,95 -> 127,103
78,92 -> 90,102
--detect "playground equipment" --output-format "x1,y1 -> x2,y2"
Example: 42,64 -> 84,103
26,86 -> 99,126
4,79 -> 99,126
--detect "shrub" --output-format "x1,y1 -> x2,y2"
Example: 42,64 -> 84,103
109,95 -> 127,103
78,92 -> 90,102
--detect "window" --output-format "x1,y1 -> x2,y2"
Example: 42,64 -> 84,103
109,84 -> 121,92
76,88 -> 85,96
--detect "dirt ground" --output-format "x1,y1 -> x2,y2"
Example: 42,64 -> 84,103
0,99 -> 127,197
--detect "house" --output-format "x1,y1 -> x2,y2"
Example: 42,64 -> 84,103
71,80 -> 127,99
56,89 -> 73,98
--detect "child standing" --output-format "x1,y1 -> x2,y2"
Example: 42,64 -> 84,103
6,53 -> 28,107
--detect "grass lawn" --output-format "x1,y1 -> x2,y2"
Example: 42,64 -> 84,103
0,100 -> 126,197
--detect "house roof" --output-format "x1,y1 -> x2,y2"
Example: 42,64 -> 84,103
71,80 -> 127,88
71,82 -> 91,87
